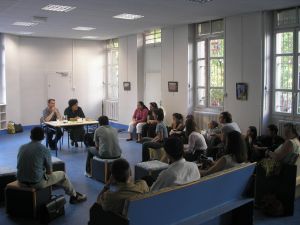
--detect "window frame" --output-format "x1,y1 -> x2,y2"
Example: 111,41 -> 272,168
144,29 -> 161,47
194,20 -> 225,112
272,8 -> 300,117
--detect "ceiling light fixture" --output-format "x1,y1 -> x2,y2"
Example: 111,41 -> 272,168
42,4 -> 76,12
82,36 -> 98,39
187,0 -> 213,3
72,27 -> 96,31
12,22 -> 38,27
113,13 -> 144,20
18,31 -> 34,35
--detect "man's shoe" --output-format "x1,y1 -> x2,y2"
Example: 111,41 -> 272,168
126,138 -> 133,141
84,172 -> 92,178
69,192 -> 87,204
71,141 -> 74,146
75,142 -> 79,148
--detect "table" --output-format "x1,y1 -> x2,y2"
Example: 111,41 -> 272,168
44,120 -> 98,155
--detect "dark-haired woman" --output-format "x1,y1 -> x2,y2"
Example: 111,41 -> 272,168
127,101 -> 149,142
142,108 -> 168,161
64,99 -> 85,147
184,118 -> 207,162
245,126 -> 258,162
169,113 -> 185,137
200,131 -> 248,176
268,123 -> 300,165
141,102 -> 158,138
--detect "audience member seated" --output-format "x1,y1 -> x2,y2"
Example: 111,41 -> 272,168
17,127 -> 87,204
183,118 -> 207,162
85,116 -> 122,177
142,108 -> 168,162
245,126 -> 258,162
41,98 -> 63,150
267,123 -> 300,165
150,137 -> 200,191
203,120 -> 221,145
219,111 -> 241,137
64,99 -> 85,147
253,124 -> 285,157
127,101 -> 149,143
200,131 -> 247,176
142,102 -> 158,138
96,158 -> 149,215
169,113 -> 185,137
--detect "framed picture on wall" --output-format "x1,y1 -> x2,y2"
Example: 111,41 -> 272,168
123,82 -> 131,91
236,82 -> 248,100
168,81 -> 178,92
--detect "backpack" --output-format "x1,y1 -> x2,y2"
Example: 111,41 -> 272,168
14,123 -> 23,133
7,121 -> 15,134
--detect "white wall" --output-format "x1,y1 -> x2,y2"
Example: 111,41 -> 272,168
4,35 -> 105,125
224,12 -> 263,133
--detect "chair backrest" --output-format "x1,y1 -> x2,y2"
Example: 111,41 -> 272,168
124,163 -> 256,225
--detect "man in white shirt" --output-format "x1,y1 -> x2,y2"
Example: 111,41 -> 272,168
219,111 -> 241,137
151,137 -> 200,192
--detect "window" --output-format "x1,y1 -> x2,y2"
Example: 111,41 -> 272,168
195,19 -> 225,109
145,29 -> 161,45
273,7 -> 300,115
105,39 -> 119,99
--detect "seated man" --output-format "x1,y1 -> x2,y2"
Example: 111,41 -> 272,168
150,137 -> 200,192
42,98 -> 63,150
85,116 -> 122,177
97,158 -> 149,215
17,127 -> 87,204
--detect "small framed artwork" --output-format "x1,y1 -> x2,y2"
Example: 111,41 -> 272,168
168,81 -> 178,92
236,83 -> 248,100
123,82 -> 131,91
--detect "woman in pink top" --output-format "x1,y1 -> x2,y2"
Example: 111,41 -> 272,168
127,101 -> 149,142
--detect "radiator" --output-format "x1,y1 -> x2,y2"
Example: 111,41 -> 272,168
194,112 -> 219,130
278,120 -> 300,136
103,100 -> 119,121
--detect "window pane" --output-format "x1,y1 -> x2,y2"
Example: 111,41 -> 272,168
197,60 -> 206,86
210,89 -> 224,107
112,51 -> 118,65
197,88 -> 206,106
212,20 -> 224,33
276,8 -> 297,26
299,56 -> 300,90
276,32 -> 293,54
197,41 -> 205,59
299,31 -> 300,53
275,56 -> 293,89
298,93 -> 300,114
210,59 -> 224,87
198,22 -> 210,35
210,39 -> 224,57
275,91 -> 292,113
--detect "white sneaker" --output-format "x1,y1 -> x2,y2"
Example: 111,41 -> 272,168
84,172 -> 92,178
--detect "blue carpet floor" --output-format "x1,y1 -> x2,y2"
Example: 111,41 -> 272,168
0,128 -> 299,225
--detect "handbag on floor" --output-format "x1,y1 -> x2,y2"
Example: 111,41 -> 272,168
40,195 -> 66,224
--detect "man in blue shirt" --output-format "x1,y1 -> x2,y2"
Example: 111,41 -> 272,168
17,127 -> 87,204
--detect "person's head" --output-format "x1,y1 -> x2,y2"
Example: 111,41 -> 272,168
153,108 -> 164,121
164,137 -> 184,162
219,111 -> 232,124
47,99 -> 55,108
30,127 -> 45,142
68,99 -> 78,111
149,102 -> 158,111
172,113 -> 183,125
98,116 -> 109,126
208,120 -> 219,129
267,124 -> 278,137
247,126 -> 257,139
186,114 -> 194,121
283,123 -> 299,140
185,118 -> 197,137
137,101 -> 146,110
111,158 -> 131,183
224,131 -> 247,163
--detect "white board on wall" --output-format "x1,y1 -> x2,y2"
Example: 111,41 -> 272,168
47,71 -> 73,114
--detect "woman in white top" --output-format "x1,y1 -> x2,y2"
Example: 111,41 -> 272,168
184,118 -> 207,162
200,131 -> 248,176
268,123 -> 300,165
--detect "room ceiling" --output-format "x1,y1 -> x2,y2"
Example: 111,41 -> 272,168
0,0 -> 299,40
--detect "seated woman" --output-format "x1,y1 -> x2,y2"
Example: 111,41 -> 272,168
127,101 -> 149,143
267,123 -> 300,165
142,108 -> 168,161
141,102 -> 158,138
169,113 -> 185,137
200,131 -> 248,176
245,126 -> 258,162
184,118 -> 207,162
64,99 -> 85,147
